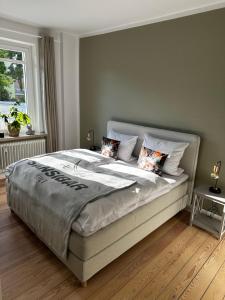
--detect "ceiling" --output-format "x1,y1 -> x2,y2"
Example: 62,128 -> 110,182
0,0 -> 225,37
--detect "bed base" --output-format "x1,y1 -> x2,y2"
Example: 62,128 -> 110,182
9,191 -> 188,288
9,194 -> 187,286
65,194 -> 188,284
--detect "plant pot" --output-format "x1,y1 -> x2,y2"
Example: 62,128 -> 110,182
8,124 -> 20,137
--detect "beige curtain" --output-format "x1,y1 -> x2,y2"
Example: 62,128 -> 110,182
39,36 -> 58,153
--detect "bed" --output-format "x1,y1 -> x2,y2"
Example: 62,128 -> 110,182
6,120 -> 200,286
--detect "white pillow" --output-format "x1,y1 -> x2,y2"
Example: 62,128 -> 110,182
171,167 -> 184,176
108,129 -> 138,162
143,134 -> 189,176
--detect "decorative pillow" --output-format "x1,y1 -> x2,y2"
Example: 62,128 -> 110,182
107,129 -> 138,162
143,134 -> 189,176
138,146 -> 168,176
101,136 -> 120,159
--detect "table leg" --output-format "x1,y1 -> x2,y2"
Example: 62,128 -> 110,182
219,209 -> 225,240
190,193 -> 197,226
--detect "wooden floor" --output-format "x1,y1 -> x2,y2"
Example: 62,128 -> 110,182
1,184 -> 225,300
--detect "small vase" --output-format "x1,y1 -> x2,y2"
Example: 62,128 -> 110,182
8,124 -> 20,137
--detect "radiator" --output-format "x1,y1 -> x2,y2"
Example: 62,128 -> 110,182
0,138 -> 46,173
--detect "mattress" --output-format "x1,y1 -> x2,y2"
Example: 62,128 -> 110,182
69,181 -> 188,260
72,158 -> 188,237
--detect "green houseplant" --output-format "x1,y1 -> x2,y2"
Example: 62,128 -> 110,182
0,103 -> 31,137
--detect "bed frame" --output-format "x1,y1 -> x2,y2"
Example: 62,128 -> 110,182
8,120 -> 200,286
64,121 -> 200,286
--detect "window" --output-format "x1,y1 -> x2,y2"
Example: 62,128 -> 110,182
0,47 -> 27,114
0,39 -> 42,133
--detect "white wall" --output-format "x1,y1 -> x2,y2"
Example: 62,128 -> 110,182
0,18 -> 80,150
41,30 -> 80,150
0,17 -> 41,42
59,32 -> 80,150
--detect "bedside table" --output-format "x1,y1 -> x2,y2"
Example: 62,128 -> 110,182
190,186 -> 225,239
89,146 -> 101,152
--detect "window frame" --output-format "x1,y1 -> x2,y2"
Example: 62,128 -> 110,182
0,39 -> 40,132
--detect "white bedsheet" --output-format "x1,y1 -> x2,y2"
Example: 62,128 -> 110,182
72,159 -> 188,237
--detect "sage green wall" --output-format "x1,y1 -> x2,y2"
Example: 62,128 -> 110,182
80,8 -> 225,188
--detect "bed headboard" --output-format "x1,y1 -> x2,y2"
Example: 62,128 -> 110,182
107,120 -> 200,204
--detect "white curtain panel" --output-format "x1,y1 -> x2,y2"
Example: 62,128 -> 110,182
39,36 -> 58,152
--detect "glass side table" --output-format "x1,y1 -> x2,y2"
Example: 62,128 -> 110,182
190,186 -> 225,240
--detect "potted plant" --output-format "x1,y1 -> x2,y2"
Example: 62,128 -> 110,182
0,103 -> 31,137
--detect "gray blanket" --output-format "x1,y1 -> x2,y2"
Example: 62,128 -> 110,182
5,149 -> 136,260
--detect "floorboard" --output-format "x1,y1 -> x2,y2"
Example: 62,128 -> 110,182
0,185 -> 225,299
201,259 -> 225,300
179,237 -> 225,299
158,235 -> 219,300
136,229 -> 208,299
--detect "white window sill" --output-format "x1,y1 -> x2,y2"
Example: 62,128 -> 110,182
0,133 -> 47,143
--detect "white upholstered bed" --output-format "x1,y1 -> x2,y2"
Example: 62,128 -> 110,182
7,120 -> 200,286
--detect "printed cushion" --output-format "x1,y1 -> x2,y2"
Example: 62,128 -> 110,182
143,134 -> 189,176
107,129 -> 138,162
101,136 -> 120,159
138,146 -> 168,176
